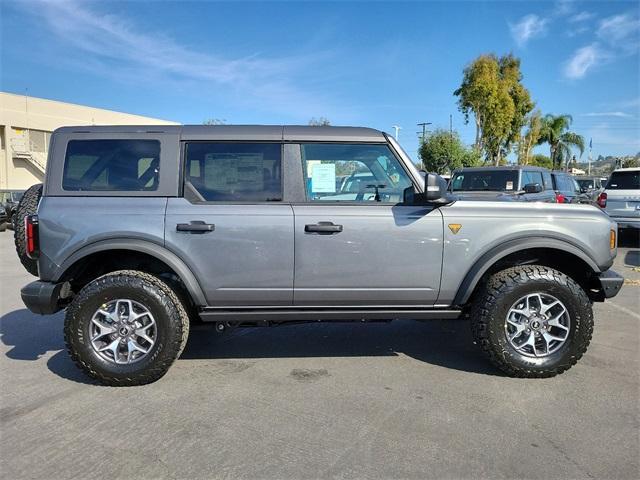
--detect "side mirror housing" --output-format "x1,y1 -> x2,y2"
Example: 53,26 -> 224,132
523,183 -> 543,194
404,173 -> 453,205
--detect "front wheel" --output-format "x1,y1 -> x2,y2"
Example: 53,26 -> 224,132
64,270 -> 190,386
470,265 -> 593,378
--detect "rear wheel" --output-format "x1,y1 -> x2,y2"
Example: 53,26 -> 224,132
13,183 -> 42,276
64,270 -> 190,386
470,265 -> 593,378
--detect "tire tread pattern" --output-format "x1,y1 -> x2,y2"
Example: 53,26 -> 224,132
13,183 -> 42,276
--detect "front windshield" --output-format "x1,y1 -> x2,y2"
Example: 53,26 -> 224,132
450,170 -> 519,192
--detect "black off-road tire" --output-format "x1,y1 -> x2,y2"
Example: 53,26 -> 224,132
13,183 -> 43,276
470,265 -> 593,378
64,270 -> 190,386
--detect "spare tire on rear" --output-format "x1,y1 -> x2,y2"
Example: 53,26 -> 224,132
14,183 -> 43,276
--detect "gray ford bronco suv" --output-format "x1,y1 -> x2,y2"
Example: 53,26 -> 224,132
16,125 -> 623,386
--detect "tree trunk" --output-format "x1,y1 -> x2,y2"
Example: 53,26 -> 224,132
474,116 -> 482,151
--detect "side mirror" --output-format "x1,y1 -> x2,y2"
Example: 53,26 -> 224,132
523,183 -> 543,194
404,173 -> 452,205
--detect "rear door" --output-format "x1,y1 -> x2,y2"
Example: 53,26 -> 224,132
291,142 -> 443,306
165,141 -> 294,306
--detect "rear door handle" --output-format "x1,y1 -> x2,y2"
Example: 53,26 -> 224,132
305,222 -> 343,234
176,221 -> 215,233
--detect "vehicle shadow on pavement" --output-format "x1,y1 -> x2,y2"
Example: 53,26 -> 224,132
0,308 -> 96,384
0,309 -> 502,383
182,319 -> 504,376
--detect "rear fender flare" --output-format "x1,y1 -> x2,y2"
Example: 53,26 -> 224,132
53,239 -> 207,306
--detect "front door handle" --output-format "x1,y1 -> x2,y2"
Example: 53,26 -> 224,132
305,222 -> 343,234
176,221 -> 215,233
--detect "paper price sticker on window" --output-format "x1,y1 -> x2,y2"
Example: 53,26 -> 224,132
506,181 -> 514,190
311,163 -> 336,193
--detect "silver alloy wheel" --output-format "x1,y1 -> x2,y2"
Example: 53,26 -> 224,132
505,293 -> 570,358
89,299 -> 156,365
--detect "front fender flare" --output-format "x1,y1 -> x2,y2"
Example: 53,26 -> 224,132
53,239 -> 207,306
452,236 -> 601,306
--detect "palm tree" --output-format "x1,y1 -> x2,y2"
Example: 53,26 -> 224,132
537,114 -> 585,169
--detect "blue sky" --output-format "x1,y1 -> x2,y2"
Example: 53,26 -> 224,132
2,0 -> 639,161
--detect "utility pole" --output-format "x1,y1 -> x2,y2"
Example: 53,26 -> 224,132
391,125 -> 401,141
587,138 -> 593,175
417,122 -> 431,142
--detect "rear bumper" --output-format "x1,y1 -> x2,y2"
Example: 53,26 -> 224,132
597,269 -> 624,299
21,281 -> 67,315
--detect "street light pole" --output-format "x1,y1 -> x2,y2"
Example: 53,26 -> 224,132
392,125 -> 401,141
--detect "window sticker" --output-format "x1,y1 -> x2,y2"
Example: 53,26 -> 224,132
306,160 -> 321,177
506,181 -> 514,190
311,163 -> 336,193
204,153 -> 262,190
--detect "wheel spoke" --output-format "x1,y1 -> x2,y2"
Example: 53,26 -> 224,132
126,339 -> 149,363
548,314 -> 569,331
542,331 -> 566,343
541,300 -> 560,315
522,331 -> 538,357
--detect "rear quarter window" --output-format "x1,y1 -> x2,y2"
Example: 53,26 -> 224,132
62,140 -> 161,191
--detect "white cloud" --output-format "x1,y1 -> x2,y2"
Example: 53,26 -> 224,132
581,112 -> 633,118
569,11 -> 595,23
563,44 -> 605,79
597,13 -> 640,44
553,0 -> 575,18
509,14 -> 549,46
16,0 -> 336,117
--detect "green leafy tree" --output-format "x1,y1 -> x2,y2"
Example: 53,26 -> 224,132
529,154 -> 553,169
454,53 -> 533,166
518,110 -> 543,165
308,117 -> 331,126
418,129 -> 479,174
537,114 -> 585,169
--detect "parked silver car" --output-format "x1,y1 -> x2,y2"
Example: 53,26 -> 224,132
600,167 -> 640,229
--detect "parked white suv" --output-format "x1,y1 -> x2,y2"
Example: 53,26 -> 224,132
600,168 -> 640,229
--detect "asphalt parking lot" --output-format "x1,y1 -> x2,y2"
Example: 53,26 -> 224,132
1,231 -> 638,480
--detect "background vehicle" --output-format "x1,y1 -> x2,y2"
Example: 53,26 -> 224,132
449,166 -> 556,202
0,190 -> 25,231
551,171 -> 592,204
16,125 -> 622,385
576,176 -> 605,202
600,167 -> 640,229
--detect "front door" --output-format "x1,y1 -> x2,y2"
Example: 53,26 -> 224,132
292,143 -> 443,306
165,142 -> 294,306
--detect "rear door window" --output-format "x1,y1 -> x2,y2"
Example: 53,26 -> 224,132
63,140 -> 160,191
184,142 -> 282,202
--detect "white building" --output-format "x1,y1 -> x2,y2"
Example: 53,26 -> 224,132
0,92 -> 179,190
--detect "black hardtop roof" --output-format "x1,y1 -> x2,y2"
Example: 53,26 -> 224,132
453,165 -> 550,173
53,125 -> 387,142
